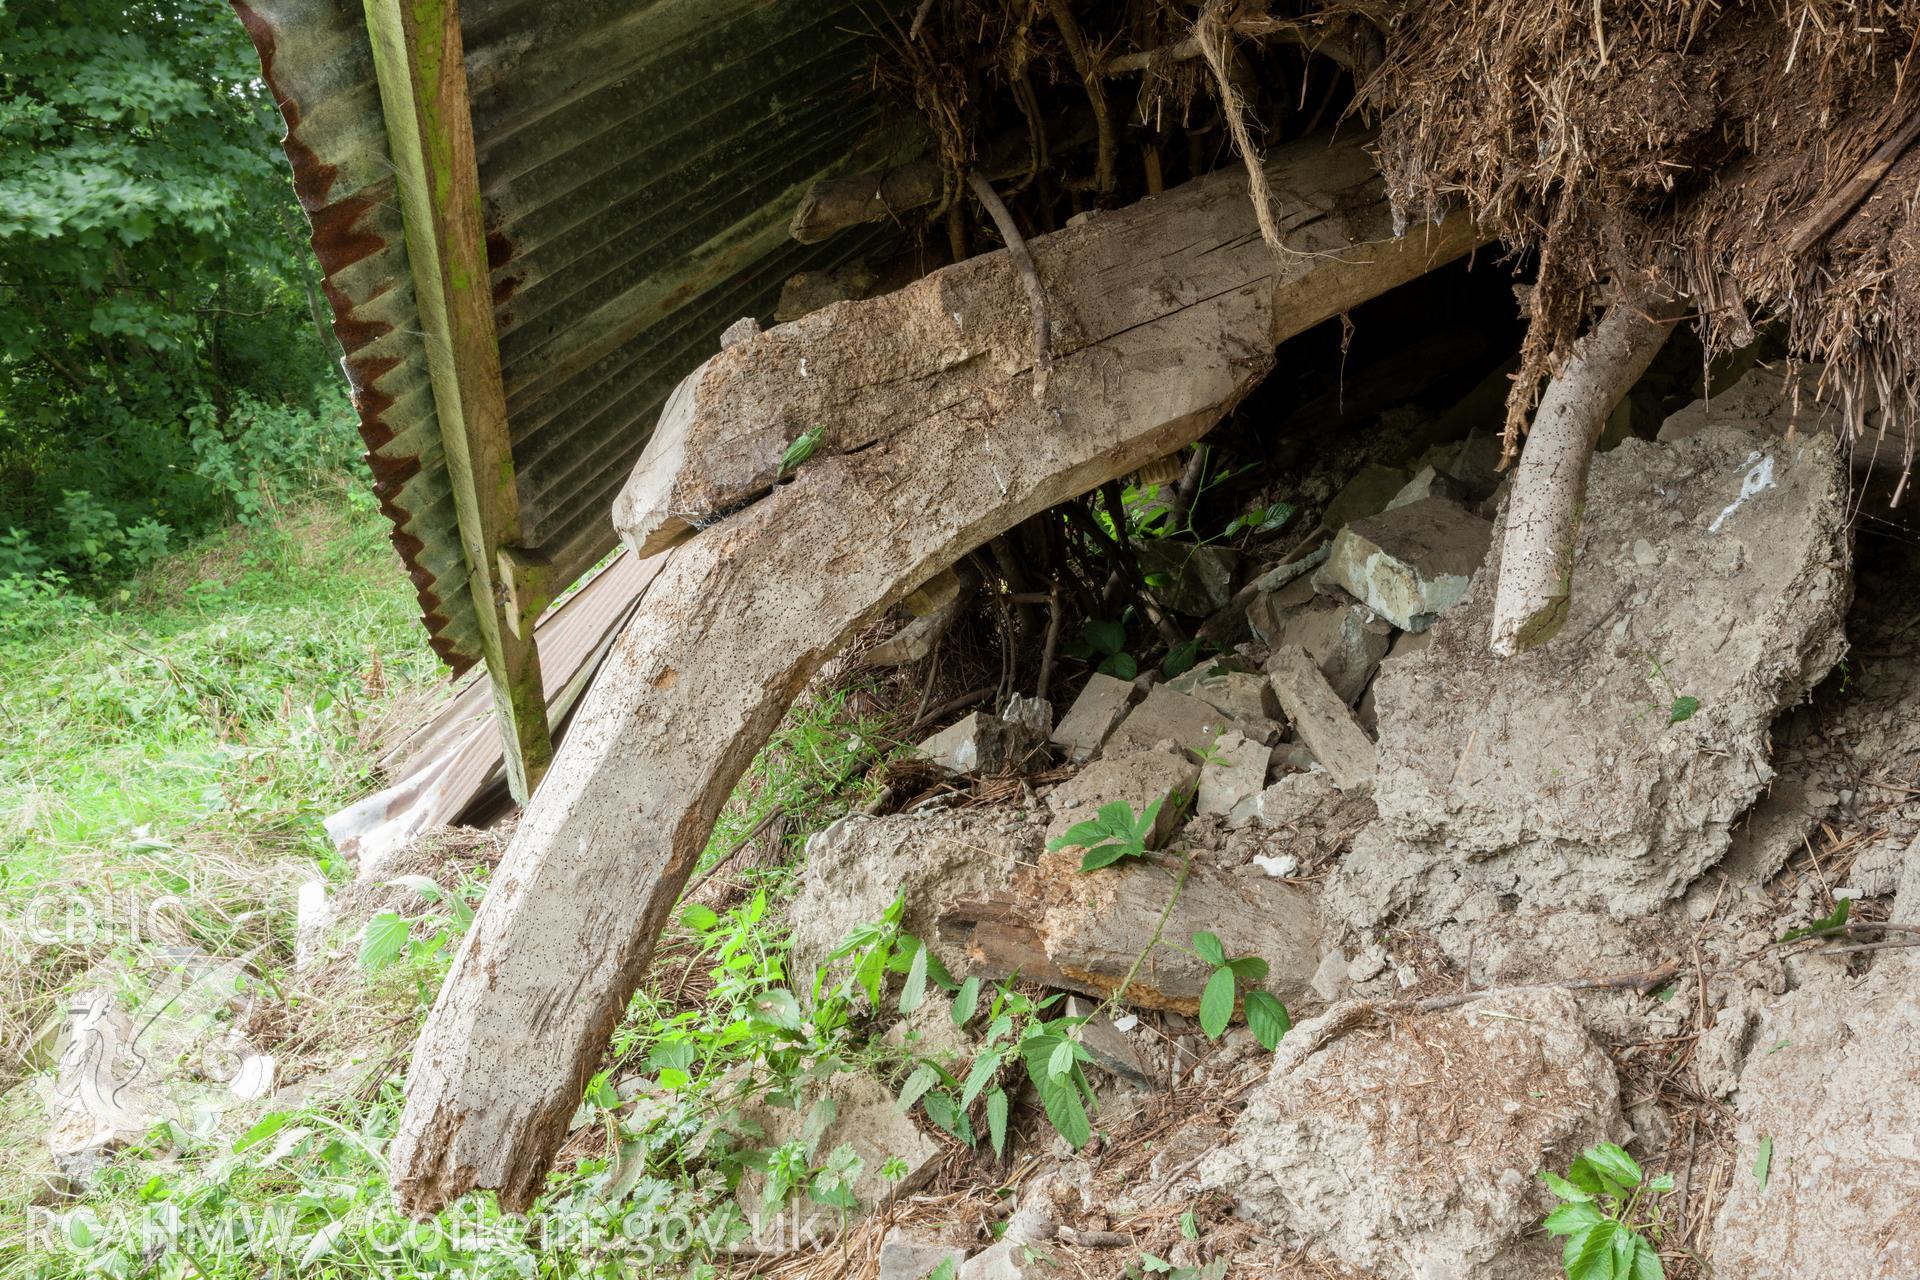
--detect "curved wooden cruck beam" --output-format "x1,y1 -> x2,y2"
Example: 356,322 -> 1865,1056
387,133 -> 1481,1215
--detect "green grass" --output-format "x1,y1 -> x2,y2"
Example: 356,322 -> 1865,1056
0,477 -> 443,1070
0,477 -> 920,1280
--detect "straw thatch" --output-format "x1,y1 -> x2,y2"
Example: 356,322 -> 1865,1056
1353,0 -> 1920,483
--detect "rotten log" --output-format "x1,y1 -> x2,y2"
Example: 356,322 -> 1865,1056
1488,296 -> 1685,656
388,132 -> 1482,1216
939,849 -> 1321,1014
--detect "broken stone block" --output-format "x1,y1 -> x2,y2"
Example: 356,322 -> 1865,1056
732,1067 -> 943,1228
1064,996 -> 1157,1088
1197,731 -> 1273,819
789,809 -> 1042,986
1244,574 -> 1317,646
959,1240 -> 1048,1280
879,1228 -> 970,1280
1048,672 -> 1134,763
916,695 -> 1051,774
1274,594 -> 1393,704
1416,434 -> 1506,501
1265,644 -> 1375,791
1711,966 -> 1920,1277
1322,462 -> 1412,532
1135,540 -> 1240,616
1356,626 -> 1433,732
1659,359 -> 1849,446
1045,748 -> 1201,851
1196,543 -> 1330,646
1236,768 -> 1340,830
1330,427 -> 1851,929
1166,661 -> 1280,722
1201,989 -> 1624,1280
1316,496 -> 1493,632
1104,684 -> 1232,757
1385,463 -> 1472,510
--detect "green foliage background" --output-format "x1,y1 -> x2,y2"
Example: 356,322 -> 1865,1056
0,0 -> 352,589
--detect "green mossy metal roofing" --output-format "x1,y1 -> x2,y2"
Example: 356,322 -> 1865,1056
234,0 -> 899,672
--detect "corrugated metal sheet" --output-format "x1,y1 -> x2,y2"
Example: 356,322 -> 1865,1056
234,0 -> 902,673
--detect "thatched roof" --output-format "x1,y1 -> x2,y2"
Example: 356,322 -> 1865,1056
1354,0 -> 1920,484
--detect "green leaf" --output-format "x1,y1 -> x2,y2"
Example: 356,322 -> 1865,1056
922,1091 -> 973,1145
952,976 -> 981,1026
1780,897 -> 1850,943
1180,1210 -> 1199,1240
928,1260 -> 959,1280
897,1064 -> 940,1115
1084,620 -> 1126,656
1192,931 -> 1226,968
1563,1219 -> 1620,1280
779,426 -> 824,474
1646,1173 -> 1675,1194
1226,956 -> 1270,982
1244,991 -> 1291,1050
1543,1200 -> 1606,1236
1668,694 -> 1700,725
1022,1040 -> 1091,1149
234,1111 -> 290,1153
960,1051 -> 1002,1109
680,903 -> 719,931
1752,1136 -> 1772,1190
1098,652 -> 1138,680
1162,639 -> 1203,678
1583,1143 -> 1644,1190
1080,843 -> 1140,872
357,911 -> 410,971
1627,1234 -> 1665,1280
1541,1170 -> 1593,1203
749,989 -> 803,1031
900,941 -> 930,1015
985,1087 -> 1009,1159
384,874 -> 442,902
1198,966 -> 1236,1039
1046,1038 -> 1079,1082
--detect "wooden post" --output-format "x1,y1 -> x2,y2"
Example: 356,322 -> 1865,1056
363,0 -> 552,800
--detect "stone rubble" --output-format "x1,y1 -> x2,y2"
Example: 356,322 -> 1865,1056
1047,672 -> 1134,763
1331,426 -> 1852,929
1314,495 -> 1493,631
1202,989 -> 1625,1280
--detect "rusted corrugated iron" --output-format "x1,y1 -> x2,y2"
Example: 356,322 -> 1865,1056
234,0 -> 903,672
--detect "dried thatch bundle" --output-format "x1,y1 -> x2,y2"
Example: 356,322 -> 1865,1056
1355,0 -> 1920,484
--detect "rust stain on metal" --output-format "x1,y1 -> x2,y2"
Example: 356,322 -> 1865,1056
232,0 -> 904,677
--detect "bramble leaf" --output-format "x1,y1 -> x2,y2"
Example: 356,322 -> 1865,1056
1198,966 -> 1236,1039
1244,991 -> 1291,1050
1192,931 -> 1226,968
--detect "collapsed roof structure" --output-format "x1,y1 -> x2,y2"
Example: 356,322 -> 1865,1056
238,0 -> 1920,1215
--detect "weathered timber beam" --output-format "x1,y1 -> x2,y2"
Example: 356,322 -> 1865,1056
363,0 -> 552,801
389,132 -> 1483,1216
789,108 -> 1096,245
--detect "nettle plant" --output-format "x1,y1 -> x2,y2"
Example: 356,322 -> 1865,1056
897,978 -> 1098,1155
356,874 -> 483,972
1542,1142 -> 1674,1280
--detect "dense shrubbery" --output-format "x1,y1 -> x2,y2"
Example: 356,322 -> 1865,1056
0,0 -> 350,594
